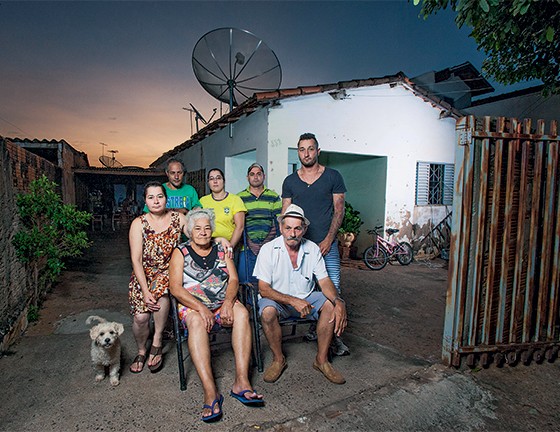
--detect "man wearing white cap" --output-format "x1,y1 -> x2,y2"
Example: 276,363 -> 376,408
253,204 -> 347,384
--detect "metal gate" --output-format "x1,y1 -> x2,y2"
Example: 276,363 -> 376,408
443,115 -> 560,367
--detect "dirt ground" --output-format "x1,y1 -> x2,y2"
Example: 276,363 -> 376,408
17,229 -> 560,431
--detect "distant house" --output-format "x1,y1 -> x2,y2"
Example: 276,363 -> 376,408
465,85 -> 560,123
8,138 -> 89,206
7,137 -> 165,218
412,61 -> 494,110
152,73 -> 461,253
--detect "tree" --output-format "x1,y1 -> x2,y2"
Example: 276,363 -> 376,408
415,0 -> 560,95
13,175 -> 91,304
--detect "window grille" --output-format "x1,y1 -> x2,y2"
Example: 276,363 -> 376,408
416,162 -> 454,205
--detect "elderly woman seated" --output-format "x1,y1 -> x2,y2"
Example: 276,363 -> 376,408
169,208 -> 264,423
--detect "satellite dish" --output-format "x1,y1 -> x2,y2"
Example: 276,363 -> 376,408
192,28 -> 282,110
99,150 -> 123,168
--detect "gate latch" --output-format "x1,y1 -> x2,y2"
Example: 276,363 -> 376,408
458,129 -> 473,146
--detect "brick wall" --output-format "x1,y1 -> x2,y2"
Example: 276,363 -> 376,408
0,138 -> 57,351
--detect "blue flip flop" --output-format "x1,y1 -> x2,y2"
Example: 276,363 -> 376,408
201,394 -> 224,423
230,389 -> 265,406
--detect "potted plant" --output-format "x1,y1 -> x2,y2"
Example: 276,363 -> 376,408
338,201 -> 363,258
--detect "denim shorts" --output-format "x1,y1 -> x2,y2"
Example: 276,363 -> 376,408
258,291 -> 328,321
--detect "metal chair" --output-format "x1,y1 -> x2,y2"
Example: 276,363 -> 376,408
238,232 -> 316,373
169,287 -> 256,391
243,282 -> 317,373
91,214 -> 103,231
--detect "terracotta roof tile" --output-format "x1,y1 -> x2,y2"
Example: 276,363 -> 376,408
150,72 -> 459,167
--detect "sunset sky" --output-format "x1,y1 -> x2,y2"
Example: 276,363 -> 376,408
0,1 -> 537,168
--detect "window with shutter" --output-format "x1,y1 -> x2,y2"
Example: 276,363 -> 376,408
416,162 -> 454,206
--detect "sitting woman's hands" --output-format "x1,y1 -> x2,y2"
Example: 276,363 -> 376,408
199,306 -> 216,333
219,299 -> 235,327
214,237 -> 234,259
143,291 -> 160,312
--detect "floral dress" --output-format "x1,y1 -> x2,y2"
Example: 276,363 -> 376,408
128,211 -> 182,315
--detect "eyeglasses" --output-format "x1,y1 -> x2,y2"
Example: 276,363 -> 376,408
208,176 -> 223,181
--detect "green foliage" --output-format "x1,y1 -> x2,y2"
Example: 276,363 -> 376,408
415,0 -> 560,95
339,201 -> 364,234
13,175 -> 92,282
27,305 -> 40,323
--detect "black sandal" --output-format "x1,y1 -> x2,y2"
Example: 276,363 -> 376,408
129,354 -> 146,374
148,345 -> 163,373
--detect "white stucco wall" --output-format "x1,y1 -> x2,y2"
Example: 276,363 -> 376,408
266,83 -> 457,243
177,109 -> 269,195
173,82 -> 456,247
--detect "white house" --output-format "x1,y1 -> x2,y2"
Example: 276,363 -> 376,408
152,73 -> 461,253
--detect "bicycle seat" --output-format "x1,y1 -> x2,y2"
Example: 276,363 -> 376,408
386,228 -> 399,235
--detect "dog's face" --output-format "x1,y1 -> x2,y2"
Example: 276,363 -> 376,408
89,322 -> 124,348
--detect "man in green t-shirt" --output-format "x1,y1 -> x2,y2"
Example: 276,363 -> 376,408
144,158 -> 201,214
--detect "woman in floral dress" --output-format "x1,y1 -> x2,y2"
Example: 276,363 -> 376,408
128,181 -> 188,373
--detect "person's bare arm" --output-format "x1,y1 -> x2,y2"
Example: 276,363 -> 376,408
319,193 -> 345,255
317,276 -> 347,336
258,280 -> 313,318
281,197 -> 292,213
230,211 -> 245,249
219,253 -> 239,326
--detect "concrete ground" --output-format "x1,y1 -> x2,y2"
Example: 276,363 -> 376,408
1,230 -> 559,431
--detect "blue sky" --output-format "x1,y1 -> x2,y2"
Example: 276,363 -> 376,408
0,1 -> 536,167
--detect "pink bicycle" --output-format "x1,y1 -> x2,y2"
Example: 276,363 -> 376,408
363,225 -> 414,270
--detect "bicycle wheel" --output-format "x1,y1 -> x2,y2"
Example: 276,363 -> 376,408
395,242 -> 414,265
363,245 -> 388,270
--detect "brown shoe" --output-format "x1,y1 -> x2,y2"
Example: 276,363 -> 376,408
263,358 -> 287,383
313,360 -> 346,384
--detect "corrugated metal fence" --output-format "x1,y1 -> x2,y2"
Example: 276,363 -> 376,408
443,115 -> 560,367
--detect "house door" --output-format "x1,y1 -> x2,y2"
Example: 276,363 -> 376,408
319,151 -> 387,255
443,116 -> 560,367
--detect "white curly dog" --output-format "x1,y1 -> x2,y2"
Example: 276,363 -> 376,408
86,315 -> 124,386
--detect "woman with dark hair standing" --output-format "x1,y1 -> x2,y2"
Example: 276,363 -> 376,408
128,181 -> 188,374
200,168 -> 247,250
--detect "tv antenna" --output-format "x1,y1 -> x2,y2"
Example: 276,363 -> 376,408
192,28 -> 282,113
99,142 -> 108,156
99,149 -> 123,168
182,103 -> 217,135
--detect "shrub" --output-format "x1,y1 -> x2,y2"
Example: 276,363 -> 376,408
339,201 -> 364,235
13,175 -> 92,303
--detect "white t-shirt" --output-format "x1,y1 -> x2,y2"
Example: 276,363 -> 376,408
253,236 -> 329,299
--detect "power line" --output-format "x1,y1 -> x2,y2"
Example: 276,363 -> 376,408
0,115 -> 33,137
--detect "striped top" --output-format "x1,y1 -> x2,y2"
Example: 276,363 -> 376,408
238,187 -> 282,247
